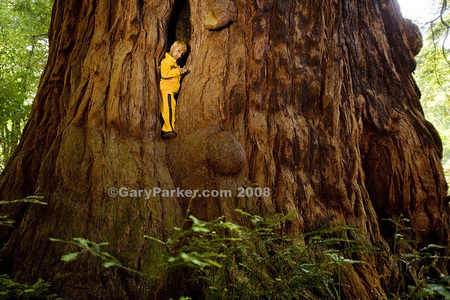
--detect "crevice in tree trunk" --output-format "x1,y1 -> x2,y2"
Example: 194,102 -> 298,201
168,0 -> 191,67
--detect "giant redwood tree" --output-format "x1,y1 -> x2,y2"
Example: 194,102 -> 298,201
0,0 -> 449,298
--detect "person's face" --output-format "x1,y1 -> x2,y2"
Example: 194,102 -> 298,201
171,46 -> 185,60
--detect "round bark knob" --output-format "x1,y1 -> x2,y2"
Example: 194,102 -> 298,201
208,131 -> 246,175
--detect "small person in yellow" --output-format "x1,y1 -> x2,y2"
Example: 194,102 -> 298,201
159,41 -> 188,139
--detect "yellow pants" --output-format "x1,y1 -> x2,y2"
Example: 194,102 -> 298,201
160,91 -> 177,133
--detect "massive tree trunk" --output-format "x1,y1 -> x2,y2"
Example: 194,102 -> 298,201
0,0 -> 448,298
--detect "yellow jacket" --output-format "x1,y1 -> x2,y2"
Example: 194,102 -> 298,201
160,53 -> 181,93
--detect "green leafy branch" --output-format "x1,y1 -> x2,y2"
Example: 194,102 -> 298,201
0,195 -> 45,227
0,274 -> 59,299
0,195 -> 46,205
48,237 -> 146,277
383,214 -> 449,299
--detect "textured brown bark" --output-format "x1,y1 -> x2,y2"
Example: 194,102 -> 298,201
0,0 -> 448,299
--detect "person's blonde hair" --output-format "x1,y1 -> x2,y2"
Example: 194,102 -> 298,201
170,41 -> 188,54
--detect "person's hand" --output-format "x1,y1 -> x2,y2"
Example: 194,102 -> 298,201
179,67 -> 188,75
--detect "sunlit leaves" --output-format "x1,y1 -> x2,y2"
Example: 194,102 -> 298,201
0,0 -> 52,169
415,1 -> 450,182
60,252 -> 80,262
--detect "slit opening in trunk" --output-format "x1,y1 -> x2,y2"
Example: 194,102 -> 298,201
168,0 -> 191,66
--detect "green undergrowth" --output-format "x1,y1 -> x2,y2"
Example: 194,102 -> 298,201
1,196 -> 449,299
152,208 -> 368,299
0,196 -> 62,299
0,195 -> 46,227
53,207 -> 368,299
49,203 -> 449,300
382,215 -> 450,299
0,274 -> 59,299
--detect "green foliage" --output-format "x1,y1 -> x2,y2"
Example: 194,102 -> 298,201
0,195 -> 46,205
415,1 -> 450,183
0,274 -> 59,299
0,195 -> 45,226
48,237 -> 143,276
383,214 -> 449,299
0,0 -> 52,170
53,204 -> 369,299
148,209 -> 369,299
0,196 -> 57,299
416,274 -> 450,299
51,205 -> 449,299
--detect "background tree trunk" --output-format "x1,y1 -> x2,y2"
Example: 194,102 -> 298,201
0,0 -> 448,299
